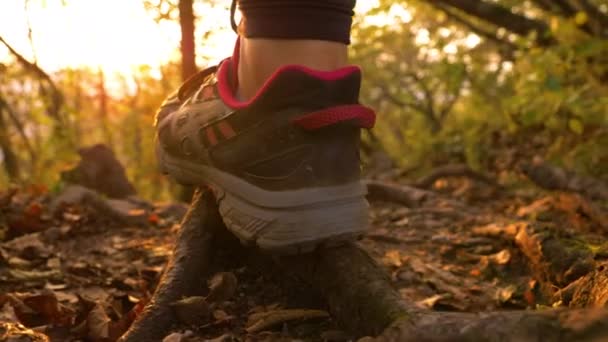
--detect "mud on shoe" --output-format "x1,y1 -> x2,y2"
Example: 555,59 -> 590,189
155,41 -> 376,254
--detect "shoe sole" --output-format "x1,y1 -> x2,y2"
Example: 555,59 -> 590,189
157,147 -> 369,254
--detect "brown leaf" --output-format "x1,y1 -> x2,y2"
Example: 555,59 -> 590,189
3,232 -> 49,258
212,309 -> 233,322
23,290 -> 74,326
7,215 -> 47,236
0,302 -> 19,323
147,213 -> 160,225
245,309 -> 329,333
469,268 -> 481,277
382,250 -> 404,267
516,197 -> 553,218
127,209 -> 146,217
415,294 -> 450,309
86,303 -> 111,340
524,290 -> 536,306
489,249 -> 511,265
8,269 -> 62,282
495,285 -> 517,303
170,296 -> 210,326
25,202 -> 44,218
107,297 -> 147,341
206,272 -> 238,303
0,321 -> 50,342
162,331 -> 195,342
205,333 -> 235,342
22,292 -> 60,322
0,187 -> 17,207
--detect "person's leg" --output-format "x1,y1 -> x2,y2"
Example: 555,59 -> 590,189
156,0 -> 375,253
235,0 -> 356,99
238,40 -> 348,99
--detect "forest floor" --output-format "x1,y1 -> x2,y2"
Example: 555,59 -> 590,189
1,173 -> 607,341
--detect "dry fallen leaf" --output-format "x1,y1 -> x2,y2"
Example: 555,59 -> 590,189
495,285 -> 517,303
11,291 -> 73,328
162,331 -> 195,342
3,232 -> 49,257
524,290 -> 536,306
170,296 -> 210,326
246,309 -> 329,333
212,309 -> 230,321
86,303 -> 111,340
383,250 -> 404,268
0,322 -> 50,342
469,268 -> 481,277
148,213 -> 160,225
9,269 -> 62,282
206,333 -> 235,342
206,272 -> 238,303
489,249 -> 511,265
415,294 -> 450,309
0,302 -> 19,323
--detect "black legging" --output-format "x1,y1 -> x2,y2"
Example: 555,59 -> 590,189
234,0 -> 357,44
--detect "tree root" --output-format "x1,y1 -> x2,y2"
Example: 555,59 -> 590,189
118,190 -> 221,342
119,190 -> 608,341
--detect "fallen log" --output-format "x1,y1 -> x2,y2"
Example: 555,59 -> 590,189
119,190 -> 608,341
50,185 -> 148,226
521,160 -> 608,201
365,180 -> 434,207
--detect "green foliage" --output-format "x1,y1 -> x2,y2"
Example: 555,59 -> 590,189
353,0 -> 607,178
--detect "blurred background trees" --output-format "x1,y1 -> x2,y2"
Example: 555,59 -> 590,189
0,0 -> 606,200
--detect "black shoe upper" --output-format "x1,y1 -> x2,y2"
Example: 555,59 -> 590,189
156,61 -> 368,191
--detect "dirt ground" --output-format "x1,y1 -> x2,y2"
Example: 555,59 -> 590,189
1,175 -> 607,341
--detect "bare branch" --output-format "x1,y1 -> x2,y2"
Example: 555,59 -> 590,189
428,0 -> 554,45
434,2 -> 517,57
377,84 -> 427,114
0,35 -> 64,123
0,95 -> 36,163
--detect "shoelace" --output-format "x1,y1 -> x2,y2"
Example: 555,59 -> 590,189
230,0 -> 238,33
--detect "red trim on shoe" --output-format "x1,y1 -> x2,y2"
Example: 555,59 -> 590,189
217,57 -> 361,110
206,127 -> 218,146
217,121 -> 236,139
292,104 -> 376,130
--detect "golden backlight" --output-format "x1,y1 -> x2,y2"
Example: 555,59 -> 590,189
0,0 -> 235,76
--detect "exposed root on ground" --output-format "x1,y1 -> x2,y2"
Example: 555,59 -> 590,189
119,189 -> 608,341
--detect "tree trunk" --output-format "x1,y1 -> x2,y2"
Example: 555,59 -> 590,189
0,109 -> 20,180
97,68 -> 113,147
179,0 -> 196,82
176,0 -> 197,202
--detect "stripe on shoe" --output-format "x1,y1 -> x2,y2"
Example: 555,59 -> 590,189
292,104 -> 376,130
217,121 -> 236,139
200,120 -> 237,148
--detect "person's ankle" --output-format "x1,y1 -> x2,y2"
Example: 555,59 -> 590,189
237,38 -> 349,100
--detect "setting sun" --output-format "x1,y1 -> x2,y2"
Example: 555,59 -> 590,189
0,0 -> 235,75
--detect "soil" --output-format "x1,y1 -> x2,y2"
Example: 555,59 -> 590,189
1,175 -> 606,341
